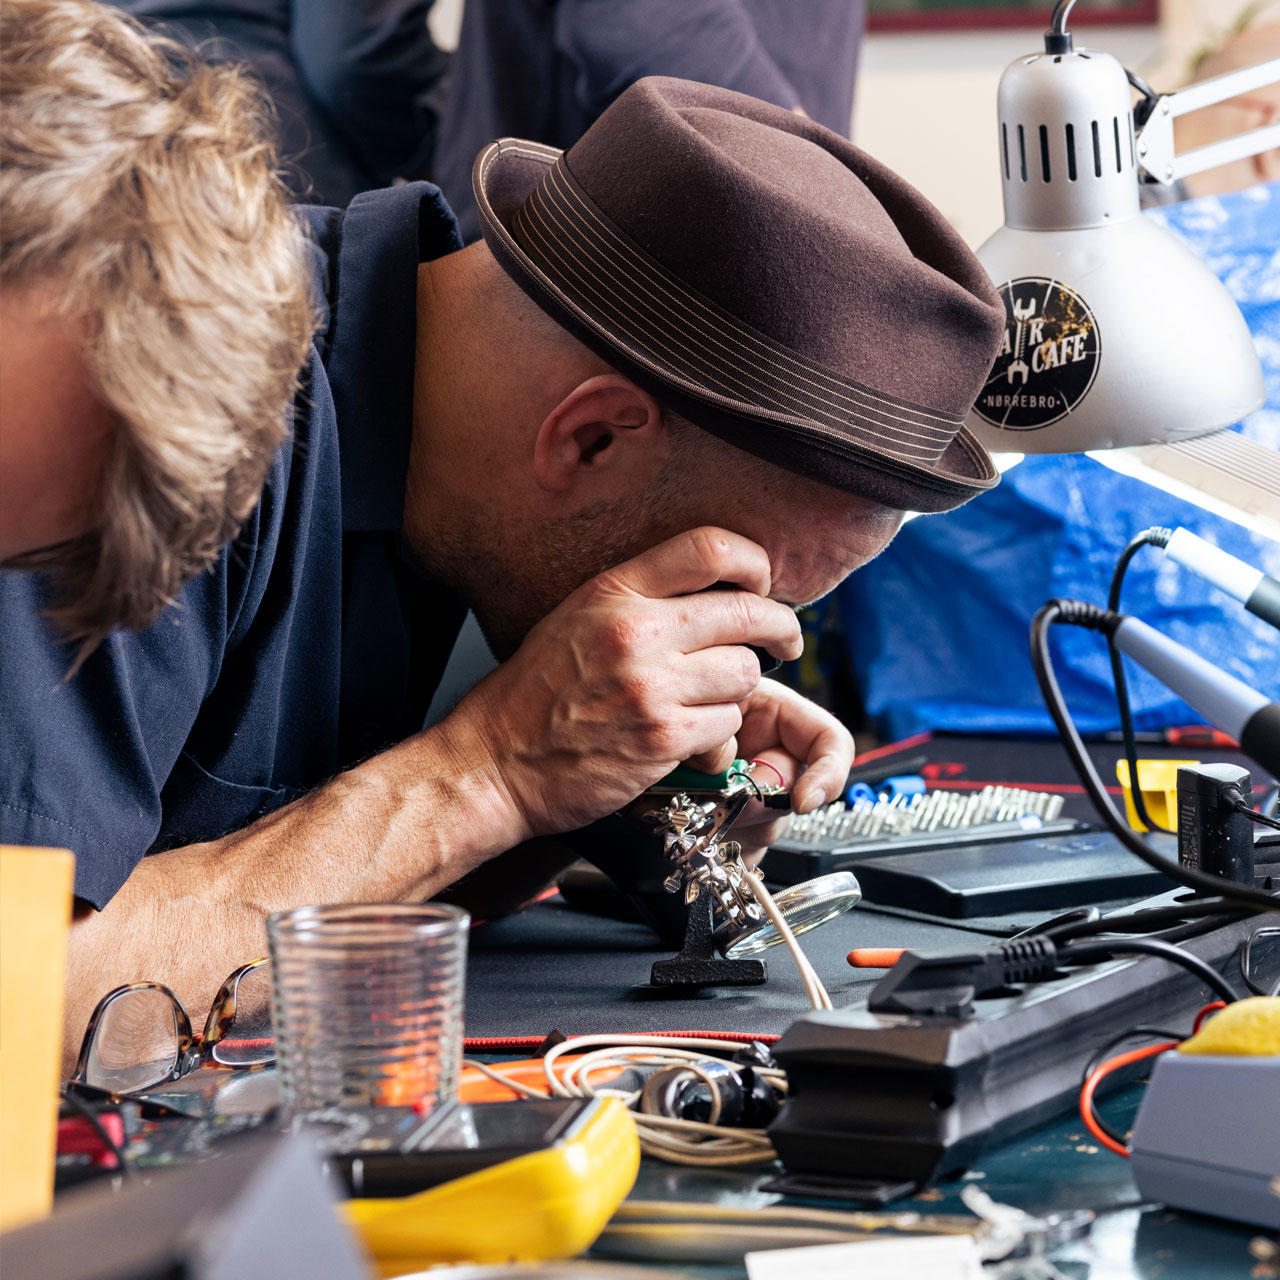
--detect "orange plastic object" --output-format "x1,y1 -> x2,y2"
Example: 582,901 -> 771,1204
846,948 -> 906,969
1,846 -> 75,1230
459,1056 -> 624,1103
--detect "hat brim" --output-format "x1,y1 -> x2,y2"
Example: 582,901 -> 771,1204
474,138 -> 998,514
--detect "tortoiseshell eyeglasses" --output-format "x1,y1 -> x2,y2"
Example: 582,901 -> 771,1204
70,959 -> 274,1096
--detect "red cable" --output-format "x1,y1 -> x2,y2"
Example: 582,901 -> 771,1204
1194,1000 -> 1226,1033
1080,1040 -> 1178,1157
462,1029 -> 781,1052
748,758 -> 786,787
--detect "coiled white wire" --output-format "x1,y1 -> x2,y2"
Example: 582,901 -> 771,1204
462,868 -> 834,1166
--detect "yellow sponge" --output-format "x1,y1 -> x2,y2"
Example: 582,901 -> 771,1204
1178,997 -> 1280,1056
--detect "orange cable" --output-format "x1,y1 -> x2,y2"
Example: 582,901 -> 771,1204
1193,1000 -> 1226,1033
1079,1040 -> 1178,1158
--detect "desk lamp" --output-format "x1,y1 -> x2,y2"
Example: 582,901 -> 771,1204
967,0 -> 1277,455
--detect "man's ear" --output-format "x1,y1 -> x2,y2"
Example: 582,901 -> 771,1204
532,374 -> 668,494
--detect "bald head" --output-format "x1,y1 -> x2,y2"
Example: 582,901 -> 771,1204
405,241 -> 691,653
405,240 -> 903,658
427,241 -> 610,420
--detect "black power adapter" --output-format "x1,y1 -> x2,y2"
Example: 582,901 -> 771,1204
1176,763 -> 1255,885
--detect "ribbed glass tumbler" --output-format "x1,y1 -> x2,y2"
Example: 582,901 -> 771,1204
267,903 -> 468,1116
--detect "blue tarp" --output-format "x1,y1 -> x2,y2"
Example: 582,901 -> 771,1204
836,181 -> 1280,740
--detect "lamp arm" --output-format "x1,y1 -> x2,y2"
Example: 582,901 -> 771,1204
1136,56 -> 1280,186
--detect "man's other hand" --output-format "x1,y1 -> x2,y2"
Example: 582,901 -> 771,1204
443,527 -> 804,841
686,679 -> 855,864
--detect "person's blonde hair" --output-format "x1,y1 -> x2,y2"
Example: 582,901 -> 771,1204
0,0 -> 315,664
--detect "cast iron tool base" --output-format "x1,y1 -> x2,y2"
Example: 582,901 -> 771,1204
649,893 -> 767,988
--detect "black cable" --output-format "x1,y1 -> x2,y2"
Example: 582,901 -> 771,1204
1107,528 -> 1174,835
1045,0 -> 1077,53
1079,1025 -> 1186,1147
1061,936 -> 1240,1003
1082,1025 -> 1188,1082
1239,927 -> 1280,997
1046,898 -> 1244,942
1125,68 -> 1158,102
59,1088 -> 133,1180
1126,68 -> 1162,129
1031,599 -> 1280,913
1235,804 -> 1280,832
1134,914 -> 1255,947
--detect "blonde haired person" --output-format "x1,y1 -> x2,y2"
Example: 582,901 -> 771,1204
0,0 -> 314,663
1,2 -> 1006,1072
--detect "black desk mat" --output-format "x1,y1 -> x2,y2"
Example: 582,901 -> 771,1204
463,733 -> 1268,1041
463,896 -> 1009,1041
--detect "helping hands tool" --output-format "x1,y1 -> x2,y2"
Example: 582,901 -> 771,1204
631,761 -> 860,991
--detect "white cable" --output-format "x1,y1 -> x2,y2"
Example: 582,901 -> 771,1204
541,1034 -> 772,1080
495,1033 -> 791,1167
742,872 -> 829,1009
463,872 -> 838,1168
741,869 -> 834,1011
460,1057 -> 547,1098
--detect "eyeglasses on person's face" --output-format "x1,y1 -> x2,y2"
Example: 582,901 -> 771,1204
70,959 -> 274,1096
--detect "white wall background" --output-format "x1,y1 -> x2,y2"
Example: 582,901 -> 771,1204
428,0 -> 1277,248
850,26 -> 1161,247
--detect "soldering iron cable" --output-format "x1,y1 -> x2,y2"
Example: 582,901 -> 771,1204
1107,526 -> 1279,835
1030,599 -> 1280,912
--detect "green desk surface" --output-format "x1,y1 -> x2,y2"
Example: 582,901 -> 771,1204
591,1085 -> 1268,1278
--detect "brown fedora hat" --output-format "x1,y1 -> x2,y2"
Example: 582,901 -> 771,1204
473,77 -> 1005,512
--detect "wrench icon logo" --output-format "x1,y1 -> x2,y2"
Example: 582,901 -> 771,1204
1007,296 -> 1038,386
973,278 -> 1101,433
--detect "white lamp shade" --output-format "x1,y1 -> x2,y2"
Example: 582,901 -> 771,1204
965,42 -> 1265,454
968,216 -> 1265,453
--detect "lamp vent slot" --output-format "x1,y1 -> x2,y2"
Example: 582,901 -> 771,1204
1091,119 -> 1102,177
1018,124 -> 1027,181
1065,122 -> 1078,180
1002,122 -> 1010,180
1039,125 -> 1051,181
1113,116 -> 1123,172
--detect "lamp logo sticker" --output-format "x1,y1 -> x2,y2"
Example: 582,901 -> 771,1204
974,278 -> 1100,431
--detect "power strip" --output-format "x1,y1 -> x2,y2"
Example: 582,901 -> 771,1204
767,897 -> 1273,1198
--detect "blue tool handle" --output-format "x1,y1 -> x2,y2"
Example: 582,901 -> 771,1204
877,775 -> 926,802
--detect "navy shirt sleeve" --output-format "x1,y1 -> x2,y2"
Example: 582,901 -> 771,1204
554,0 -> 801,125
290,0 -> 447,184
435,0 -> 865,245
108,0 -> 447,204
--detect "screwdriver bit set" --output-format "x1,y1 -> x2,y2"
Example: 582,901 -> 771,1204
785,785 -> 1069,845
764,785 -> 1089,890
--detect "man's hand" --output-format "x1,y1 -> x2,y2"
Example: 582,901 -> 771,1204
688,679 -> 855,864
442,527 -> 803,842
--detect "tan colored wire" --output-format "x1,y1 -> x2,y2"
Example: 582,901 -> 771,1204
741,868 -> 834,1010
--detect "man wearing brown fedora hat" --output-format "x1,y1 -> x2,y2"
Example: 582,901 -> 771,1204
1,27 -> 1003,1066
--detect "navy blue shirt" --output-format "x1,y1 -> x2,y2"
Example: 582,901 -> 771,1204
0,184 -> 466,908
111,1 -> 448,206
434,0 -> 866,243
